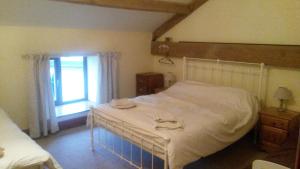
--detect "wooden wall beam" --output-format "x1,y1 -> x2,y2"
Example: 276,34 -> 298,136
151,41 -> 300,69
152,0 -> 209,41
51,0 -> 191,14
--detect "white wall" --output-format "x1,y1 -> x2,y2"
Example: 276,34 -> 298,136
161,0 -> 300,45
0,26 -> 153,129
154,0 -> 300,112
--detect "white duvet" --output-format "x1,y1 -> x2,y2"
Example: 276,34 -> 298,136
92,81 -> 260,169
0,108 -> 62,169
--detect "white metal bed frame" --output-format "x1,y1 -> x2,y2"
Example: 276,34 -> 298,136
23,160 -> 57,169
90,57 -> 267,169
182,57 -> 267,102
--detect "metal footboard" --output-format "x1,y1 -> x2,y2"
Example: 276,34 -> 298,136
90,107 -> 169,169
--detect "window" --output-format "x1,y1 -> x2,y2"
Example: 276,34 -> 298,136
50,56 -> 88,106
50,55 -> 99,117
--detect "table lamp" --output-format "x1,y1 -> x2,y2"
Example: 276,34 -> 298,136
274,87 -> 292,112
164,72 -> 176,87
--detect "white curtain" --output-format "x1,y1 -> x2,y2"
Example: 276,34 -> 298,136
97,52 -> 119,104
27,54 -> 59,138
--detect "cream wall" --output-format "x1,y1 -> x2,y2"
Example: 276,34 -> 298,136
154,0 -> 300,111
0,26 -> 153,129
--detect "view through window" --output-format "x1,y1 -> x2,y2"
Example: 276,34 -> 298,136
50,56 -> 89,117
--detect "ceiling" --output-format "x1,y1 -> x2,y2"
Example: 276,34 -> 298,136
0,0 -> 192,32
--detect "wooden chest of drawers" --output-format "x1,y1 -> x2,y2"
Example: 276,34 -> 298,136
136,72 -> 164,96
259,107 -> 299,153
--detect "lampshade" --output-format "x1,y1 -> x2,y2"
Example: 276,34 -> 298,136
274,87 -> 292,100
164,72 -> 176,87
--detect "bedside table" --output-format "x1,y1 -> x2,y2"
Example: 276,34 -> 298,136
136,72 -> 164,96
259,107 -> 299,153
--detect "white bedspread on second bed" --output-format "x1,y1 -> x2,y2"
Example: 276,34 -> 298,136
92,81 -> 260,169
0,109 -> 62,169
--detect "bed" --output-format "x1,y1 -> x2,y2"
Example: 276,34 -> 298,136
0,108 -> 62,169
89,57 -> 268,169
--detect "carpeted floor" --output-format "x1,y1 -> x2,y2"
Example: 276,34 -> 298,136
37,126 -> 267,169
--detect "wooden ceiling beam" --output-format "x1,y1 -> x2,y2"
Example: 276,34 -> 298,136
152,0 -> 209,41
51,0 -> 191,14
152,41 -> 300,68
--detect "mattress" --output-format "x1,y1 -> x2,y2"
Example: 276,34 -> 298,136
91,81 -> 260,169
0,108 -> 62,169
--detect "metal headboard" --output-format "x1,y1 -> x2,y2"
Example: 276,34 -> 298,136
182,57 -> 267,103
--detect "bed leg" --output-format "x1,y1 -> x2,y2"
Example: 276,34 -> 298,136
45,159 -> 55,169
90,107 -> 95,152
254,123 -> 259,144
164,148 -> 168,169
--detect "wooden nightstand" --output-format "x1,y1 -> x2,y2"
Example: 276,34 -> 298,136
136,72 -> 164,96
259,107 -> 299,153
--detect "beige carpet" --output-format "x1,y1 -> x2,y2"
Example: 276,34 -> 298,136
37,126 -> 267,169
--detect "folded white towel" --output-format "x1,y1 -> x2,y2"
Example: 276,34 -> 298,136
110,98 -> 136,109
110,98 -> 132,106
154,121 -> 184,130
153,111 -> 177,123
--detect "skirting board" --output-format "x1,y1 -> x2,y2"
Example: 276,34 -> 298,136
151,41 -> 300,69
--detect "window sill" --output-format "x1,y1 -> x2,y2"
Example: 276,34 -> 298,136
55,101 -> 96,121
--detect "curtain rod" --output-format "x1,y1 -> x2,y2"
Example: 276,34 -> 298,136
22,51 -> 121,59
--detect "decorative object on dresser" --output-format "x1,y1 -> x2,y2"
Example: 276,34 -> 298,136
259,107 -> 299,153
274,87 -> 293,112
136,72 -> 164,96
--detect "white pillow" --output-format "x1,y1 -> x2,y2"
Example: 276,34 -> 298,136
164,81 -> 260,114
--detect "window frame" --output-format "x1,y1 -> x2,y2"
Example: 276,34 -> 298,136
50,56 -> 88,106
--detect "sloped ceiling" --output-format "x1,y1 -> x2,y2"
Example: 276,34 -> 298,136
0,0 -> 192,32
